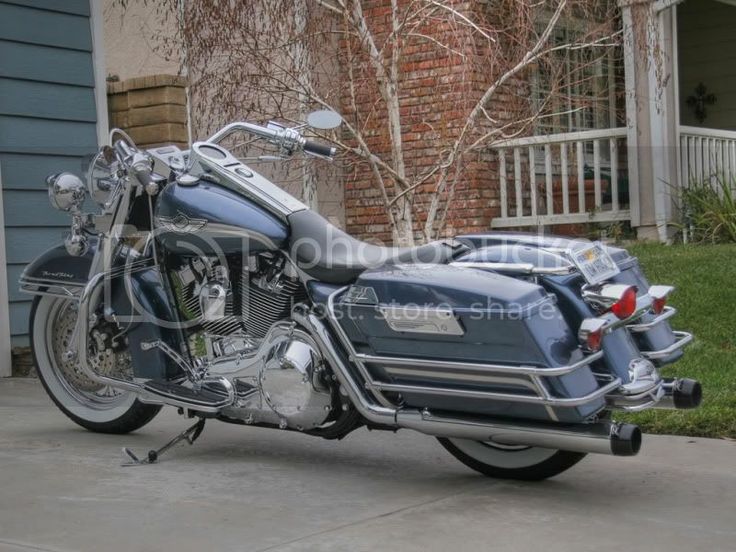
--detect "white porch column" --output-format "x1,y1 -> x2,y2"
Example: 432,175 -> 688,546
620,0 -> 683,242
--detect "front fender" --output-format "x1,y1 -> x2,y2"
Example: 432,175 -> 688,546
21,242 -> 184,380
20,242 -> 96,294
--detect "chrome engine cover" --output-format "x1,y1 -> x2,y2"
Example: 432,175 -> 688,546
260,330 -> 332,429
216,323 -> 334,430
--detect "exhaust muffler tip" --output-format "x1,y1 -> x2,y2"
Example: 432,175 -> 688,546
610,423 -> 642,456
672,378 -> 702,409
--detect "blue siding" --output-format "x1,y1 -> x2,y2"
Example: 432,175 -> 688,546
0,115 -> 98,156
0,41 -> 95,86
5,227 -> 68,265
0,153 -> 90,190
0,0 -> 97,343
6,264 -> 26,302
0,3 -> 93,51
3,190 -> 71,227
0,78 -> 97,122
0,0 -> 89,16
9,301 -> 30,337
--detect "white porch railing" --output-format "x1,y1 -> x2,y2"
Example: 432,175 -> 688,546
679,126 -> 736,187
491,128 -> 630,228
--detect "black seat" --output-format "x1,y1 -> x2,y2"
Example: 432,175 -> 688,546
287,210 -> 464,284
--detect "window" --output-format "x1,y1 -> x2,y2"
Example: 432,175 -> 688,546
531,21 -> 624,136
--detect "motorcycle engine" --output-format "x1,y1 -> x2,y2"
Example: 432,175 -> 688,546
169,252 -> 334,430
170,252 -> 307,353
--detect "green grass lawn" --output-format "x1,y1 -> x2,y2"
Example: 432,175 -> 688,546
620,242 -> 736,438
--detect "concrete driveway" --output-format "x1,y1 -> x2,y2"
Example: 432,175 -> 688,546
0,378 -> 734,552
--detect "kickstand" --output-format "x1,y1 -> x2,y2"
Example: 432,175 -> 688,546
122,417 -> 206,466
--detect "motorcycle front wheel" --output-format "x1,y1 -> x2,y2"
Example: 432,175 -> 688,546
30,295 -> 160,434
438,438 -> 586,480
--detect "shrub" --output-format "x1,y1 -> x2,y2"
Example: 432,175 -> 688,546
680,176 -> 736,243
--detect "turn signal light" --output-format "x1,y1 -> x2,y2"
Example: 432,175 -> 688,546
610,286 -> 638,320
585,327 -> 603,352
578,318 -> 607,352
648,285 -> 674,315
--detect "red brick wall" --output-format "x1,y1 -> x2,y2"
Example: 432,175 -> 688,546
340,1 -> 525,243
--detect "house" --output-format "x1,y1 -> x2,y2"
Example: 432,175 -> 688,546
0,0 -> 108,373
490,0 -> 736,243
0,0 -> 734,373
100,0 -> 736,244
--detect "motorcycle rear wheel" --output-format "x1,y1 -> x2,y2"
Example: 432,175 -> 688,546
30,295 -> 161,434
438,438 -> 586,480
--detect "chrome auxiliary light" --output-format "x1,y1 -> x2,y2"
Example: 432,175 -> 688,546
46,172 -> 89,256
46,172 -> 86,213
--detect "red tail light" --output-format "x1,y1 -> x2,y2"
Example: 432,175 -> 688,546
610,286 -> 638,320
652,296 -> 667,315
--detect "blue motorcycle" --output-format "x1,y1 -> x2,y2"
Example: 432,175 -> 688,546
21,114 -> 698,479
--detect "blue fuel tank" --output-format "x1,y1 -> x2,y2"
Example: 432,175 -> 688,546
154,180 -> 289,256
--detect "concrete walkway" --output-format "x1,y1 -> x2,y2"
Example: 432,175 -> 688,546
0,378 -> 734,552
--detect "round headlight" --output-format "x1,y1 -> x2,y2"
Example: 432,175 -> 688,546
46,172 -> 86,212
87,146 -> 122,208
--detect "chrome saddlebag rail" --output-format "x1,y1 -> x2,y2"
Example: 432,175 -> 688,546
323,287 -> 616,414
294,306 -> 641,457
640,331 -> 693,360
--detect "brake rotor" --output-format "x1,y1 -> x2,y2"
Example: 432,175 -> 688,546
51,301 -> 131,395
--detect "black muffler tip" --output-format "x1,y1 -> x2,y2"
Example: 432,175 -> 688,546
673,378 -> 702,409
611,423 -> 642,457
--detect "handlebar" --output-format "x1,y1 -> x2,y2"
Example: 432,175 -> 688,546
208,122 -> 281,144
207,121 -> 335,160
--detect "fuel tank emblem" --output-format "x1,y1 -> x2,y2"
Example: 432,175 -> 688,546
155,212 -> 208,234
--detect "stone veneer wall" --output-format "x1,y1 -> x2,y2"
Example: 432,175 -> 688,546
107,75 -> 189,148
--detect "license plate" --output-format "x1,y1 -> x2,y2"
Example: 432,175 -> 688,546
568,242 -> 620,285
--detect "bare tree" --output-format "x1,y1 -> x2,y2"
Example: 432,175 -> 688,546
116,0 -> 622,245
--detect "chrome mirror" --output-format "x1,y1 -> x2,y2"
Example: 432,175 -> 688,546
306,110 -> 342,130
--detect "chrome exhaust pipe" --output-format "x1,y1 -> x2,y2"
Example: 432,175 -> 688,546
396,410 -> 641,456
296,306 -> 642,457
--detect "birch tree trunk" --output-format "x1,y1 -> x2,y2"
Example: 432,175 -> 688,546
294,0 -> 319,211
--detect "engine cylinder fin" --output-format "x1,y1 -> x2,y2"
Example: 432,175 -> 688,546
241,278 -> 305,338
